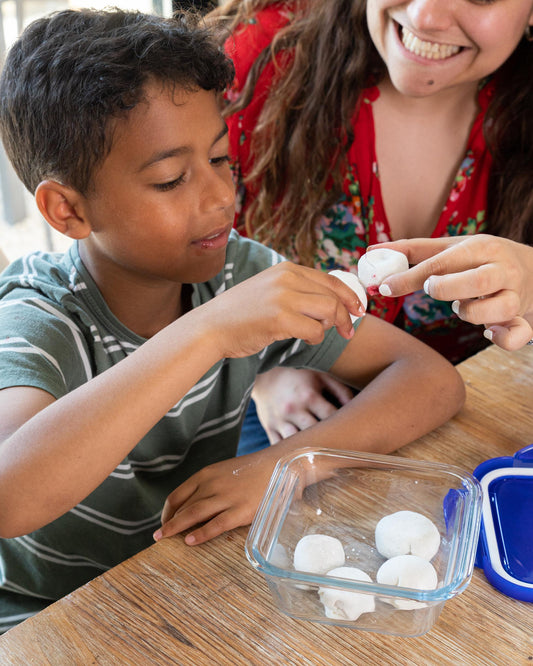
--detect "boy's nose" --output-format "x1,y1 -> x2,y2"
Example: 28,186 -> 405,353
407,0 -> 454,34
200,168 -> 235,214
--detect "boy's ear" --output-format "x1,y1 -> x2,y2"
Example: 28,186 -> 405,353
35,180 -> 92,240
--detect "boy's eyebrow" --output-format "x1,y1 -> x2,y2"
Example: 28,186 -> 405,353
138,125 -> 229,172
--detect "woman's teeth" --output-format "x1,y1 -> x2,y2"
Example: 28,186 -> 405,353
401,26 -> 460,60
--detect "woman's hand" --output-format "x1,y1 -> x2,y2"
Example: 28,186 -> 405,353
371,235 -> 533,350
252,367 -> 354,443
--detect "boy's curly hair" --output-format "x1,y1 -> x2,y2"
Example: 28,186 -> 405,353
0,8 -> 235,194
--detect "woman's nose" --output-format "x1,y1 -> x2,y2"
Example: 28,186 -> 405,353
407,0 -> 454,34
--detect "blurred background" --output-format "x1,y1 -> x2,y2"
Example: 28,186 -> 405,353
0,0 -> 217,263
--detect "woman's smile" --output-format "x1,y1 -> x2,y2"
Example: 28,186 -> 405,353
398,23 -> 462,61
368,0 -> 533,98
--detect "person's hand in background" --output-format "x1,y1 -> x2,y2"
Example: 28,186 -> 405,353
252,367 -> 354,443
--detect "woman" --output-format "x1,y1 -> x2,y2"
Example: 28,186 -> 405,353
208,0 -> 533,448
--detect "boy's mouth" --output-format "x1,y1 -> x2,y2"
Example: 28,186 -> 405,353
192,224 -> 232,250
397,23 -> 463,60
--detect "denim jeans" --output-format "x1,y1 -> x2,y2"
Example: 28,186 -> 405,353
237,399 -> 270,456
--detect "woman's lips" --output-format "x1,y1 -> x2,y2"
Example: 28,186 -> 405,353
396,22 -> 463,61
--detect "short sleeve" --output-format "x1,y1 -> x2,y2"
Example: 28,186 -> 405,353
0,293 -> 93,398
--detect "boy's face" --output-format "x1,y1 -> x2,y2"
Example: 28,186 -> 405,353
79,82 -> 235,286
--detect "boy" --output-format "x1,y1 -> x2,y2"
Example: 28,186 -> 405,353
0,9 -> 464,631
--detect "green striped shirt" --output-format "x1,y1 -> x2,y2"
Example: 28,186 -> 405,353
0,230 -> 352,631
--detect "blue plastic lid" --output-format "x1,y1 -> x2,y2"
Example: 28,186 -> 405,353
473,444 -> 533,602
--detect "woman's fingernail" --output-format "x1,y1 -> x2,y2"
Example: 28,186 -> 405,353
153,529 -> 162,542
379,283 -> 392,297
483,329 -> 493,342
185,534 -> 196,545
451,300 -> 460,315
423,277 -> 432,296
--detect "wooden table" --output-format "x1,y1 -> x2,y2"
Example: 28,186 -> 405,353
1,344 -> 532,665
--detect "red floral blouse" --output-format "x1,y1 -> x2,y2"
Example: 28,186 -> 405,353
224,4 -> 493,363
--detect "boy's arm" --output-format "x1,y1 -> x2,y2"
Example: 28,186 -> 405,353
0,263 -> 361,538
157,314 -> 465,545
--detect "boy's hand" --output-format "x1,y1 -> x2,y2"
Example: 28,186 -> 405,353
204,263 -> 365,359
154,450 -> 280,545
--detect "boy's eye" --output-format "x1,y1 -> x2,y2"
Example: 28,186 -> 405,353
153,156 -> 230,191
154,174 -> 186,192
210,154 -> 230,167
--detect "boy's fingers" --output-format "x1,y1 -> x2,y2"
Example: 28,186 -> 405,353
157,496 -> 228,540
160,478 -> 199,524
184,507 -> 246,545
327,272 -> 367,318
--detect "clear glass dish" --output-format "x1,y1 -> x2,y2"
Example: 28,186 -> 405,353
246,448 -> 482,637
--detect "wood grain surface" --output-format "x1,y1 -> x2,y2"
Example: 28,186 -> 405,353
1,344 -> 532,665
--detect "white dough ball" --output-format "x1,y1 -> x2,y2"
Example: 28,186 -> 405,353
328,269 -> 367,322
357,249 -> 409,293
375,510 -> 440,561
376,555 -> 438,610
293,534 -> 345,575
318,566 -> 375,621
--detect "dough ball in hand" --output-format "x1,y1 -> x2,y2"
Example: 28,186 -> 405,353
357,249 -> 409,295
375,510 -> 441,561
319,566 -> 376,621
376,555 -> 438,610
328,269 -> 367,322
293,534 -> 345,574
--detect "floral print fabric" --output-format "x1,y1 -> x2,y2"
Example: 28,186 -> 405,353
224,4 -> 494,363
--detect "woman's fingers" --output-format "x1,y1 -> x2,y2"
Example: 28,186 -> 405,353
451,290 -> 521,326
369,236 -> 465,265
484,317 -> 533,351
374,235 -> 514,298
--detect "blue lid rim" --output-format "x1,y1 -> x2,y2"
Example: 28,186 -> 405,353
473,444 -> 533,603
